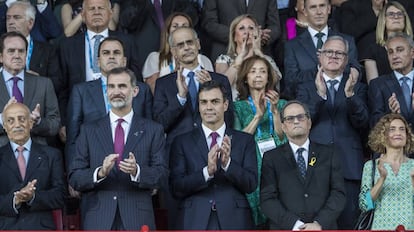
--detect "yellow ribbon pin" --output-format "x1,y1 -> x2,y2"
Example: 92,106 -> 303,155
309,157 -> 316,167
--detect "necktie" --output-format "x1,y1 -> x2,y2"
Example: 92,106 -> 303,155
296,148 -> 306,178
12,77 -> 23,103
327,79 -> 339,105
210,132 -> 219,150
93,34 -> 103,73
315,32 -> 325,50
153,0 -> 165,29
188,71 -> 197,111
16,146 -> 26,179
114,118 -> 125,167
401,76 -> 411,110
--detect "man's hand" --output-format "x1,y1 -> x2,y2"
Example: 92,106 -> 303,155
119,152 -> 137,176
220,135 -> 231,167
196,69 -> 212,84
15,179 -> 37,205
344,71 -> 357,98
260,27 -> 271,46
315,67 -> 327,97
299,221 -> 322,230
388,93 -> 401,113
59,126 -> 66,143
207,144 -> 220,176
176,66 -> 188,98
4,97 -> 17,112
30,104 -> 41,125
98,154 -> 118,178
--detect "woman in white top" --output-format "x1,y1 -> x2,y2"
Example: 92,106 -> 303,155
142,12 -> 213,94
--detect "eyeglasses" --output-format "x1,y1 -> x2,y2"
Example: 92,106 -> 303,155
283,113 -> 309,124
320,49 -> 347,59
172,39 -> 196,49
386,11 -> 404,19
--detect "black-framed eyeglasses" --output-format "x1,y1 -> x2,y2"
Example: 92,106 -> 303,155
386,11 -> 404,19
320,49 -> 347,59
282,113 -> 309,123
172,39 -> 196,49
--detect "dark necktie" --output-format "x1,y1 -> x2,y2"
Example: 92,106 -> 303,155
210,132 -> 219,150
93,34 -> 103,73
12,77 -> 23,103
16,146 -> 26,179
188,71 -> 197,111
153,0 -> 164,29
401,76 -> 411,110
296,148 -> 306,178
315,32 -> 325,50
114,118 -> 125,168
327,79 -> 339,105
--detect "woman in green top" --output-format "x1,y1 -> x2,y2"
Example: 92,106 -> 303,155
234,55 -> 287,227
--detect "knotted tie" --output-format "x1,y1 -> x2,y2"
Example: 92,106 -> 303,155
401,76 -> 411,110
187,71 -> 197,111
93,34 -> 103,73
153,0 -> 165,29
315,32 -> 325,50
210,132 -> 219,150
12,77 -> 23,103
17,146 -> 26,179
296,148 -> 306,178
327,79 -> 339,105
114,118 -> 125,167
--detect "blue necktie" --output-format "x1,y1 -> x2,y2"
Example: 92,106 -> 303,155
188,71 -> 197,110
296,148 -> 306,178
327,79 -> 338,105
93,34 -> 103,73
401,76 -> 411,111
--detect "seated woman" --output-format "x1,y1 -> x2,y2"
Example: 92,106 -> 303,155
215,14 -> 282,101
142,12 -> 213,94
234,55 -> 287,228
359,113 -> 414,230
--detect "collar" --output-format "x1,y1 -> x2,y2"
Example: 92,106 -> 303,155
10,138 -> 32,152
182,65 -> 202,78
394,70 -> 414,82
308,26 -> 328,38
100,75 -> 107,85
323,72 -> 343,83
26,35 -> 31,44
289,138 -> 310,154
3,69 -> 25,81
87,29 -> 109,40
202,123 -> 226,140
109,109 -> 134,125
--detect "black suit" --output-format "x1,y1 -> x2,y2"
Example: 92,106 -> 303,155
260,142 -> 346,230
0,142 -> 66,230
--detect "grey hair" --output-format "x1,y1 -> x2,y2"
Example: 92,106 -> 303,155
167,27 -> 198,47
9,1 -> 36,21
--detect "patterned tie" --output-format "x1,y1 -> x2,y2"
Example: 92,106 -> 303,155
210,132 -> 219,150
16,146 -> 26,179
93,34 -> 103,73
114,118 -> 125,168
327,79 -> 339,105
153,0 -> 165,29
315,32 -> 325,50
187,71 -> 197,111
12,77 -> 23,103
296,148 -> 306,178
401,76 -> 411,111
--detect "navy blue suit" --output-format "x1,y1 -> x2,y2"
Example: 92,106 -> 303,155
0,142 -> 66,230
170,127 -> 257,230
68,114 -> 168,230
284,29 -> 360,98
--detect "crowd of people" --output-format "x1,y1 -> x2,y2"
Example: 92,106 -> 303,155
0,0 -> 414,230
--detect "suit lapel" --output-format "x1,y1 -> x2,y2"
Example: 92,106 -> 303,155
77,34 -> 86,77
23,73 -> 36,107
1,145 -> 22,181
124,115 -> 145,160
0,73 -> 11,108
95,117 -> 114,156
304,143 -> 318,187
298,32 -> 318,65
193,128 -> 209,163
89,80 -> 107,114
281,144 -> 305,183
25,143 -> 45,180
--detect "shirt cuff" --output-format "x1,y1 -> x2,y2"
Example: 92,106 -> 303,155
221,157 -> 231,171
176,94 -> 187,106
130,163 -> 140,182
203,166 -> 214,182
365,191 -> 375,210
292,220 -> 305,230
94,167 -> 106,183
12,195 -> 20,214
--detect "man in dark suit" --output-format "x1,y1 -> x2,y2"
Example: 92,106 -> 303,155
0,31 -> 60,147
153,27 -> 233,148
58,0 -> 140,139
69,67 -> 167,230
283,0 -> 360,99
369,32 -> 414,131
297,35 -> 368,229
201,0 -> 281,61
170,81 -> 257,230
66,37 -> 152,170
6,1 -> 60,95
0,103 -> 65,230
260,100 -> 346,230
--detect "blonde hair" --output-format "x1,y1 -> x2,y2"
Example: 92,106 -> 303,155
226,14 -> 259,58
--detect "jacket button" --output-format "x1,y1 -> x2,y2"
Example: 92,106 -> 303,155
113,196 -> 117,200
304,193 -> 308,198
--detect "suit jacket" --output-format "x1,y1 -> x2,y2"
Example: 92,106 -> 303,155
297,72 -> 368,180
0,142 -> 66,230
153,71 -> 234,147
68,114 -> 168,230
169,127 -> 257,230
201,0 -> 281,61
0,72 -> 60,146
368,73 -> 414,129
260,142 -> 346,230
58,30 -> 141,124
283,29 -> 360,99
65,79 -> 153,169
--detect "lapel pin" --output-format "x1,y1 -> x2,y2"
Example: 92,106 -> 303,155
309,157 -> 316,167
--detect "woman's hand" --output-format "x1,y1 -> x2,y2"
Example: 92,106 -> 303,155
266,90 -> 280,113
253,92 -> 265,118
377,158 -> 388,179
